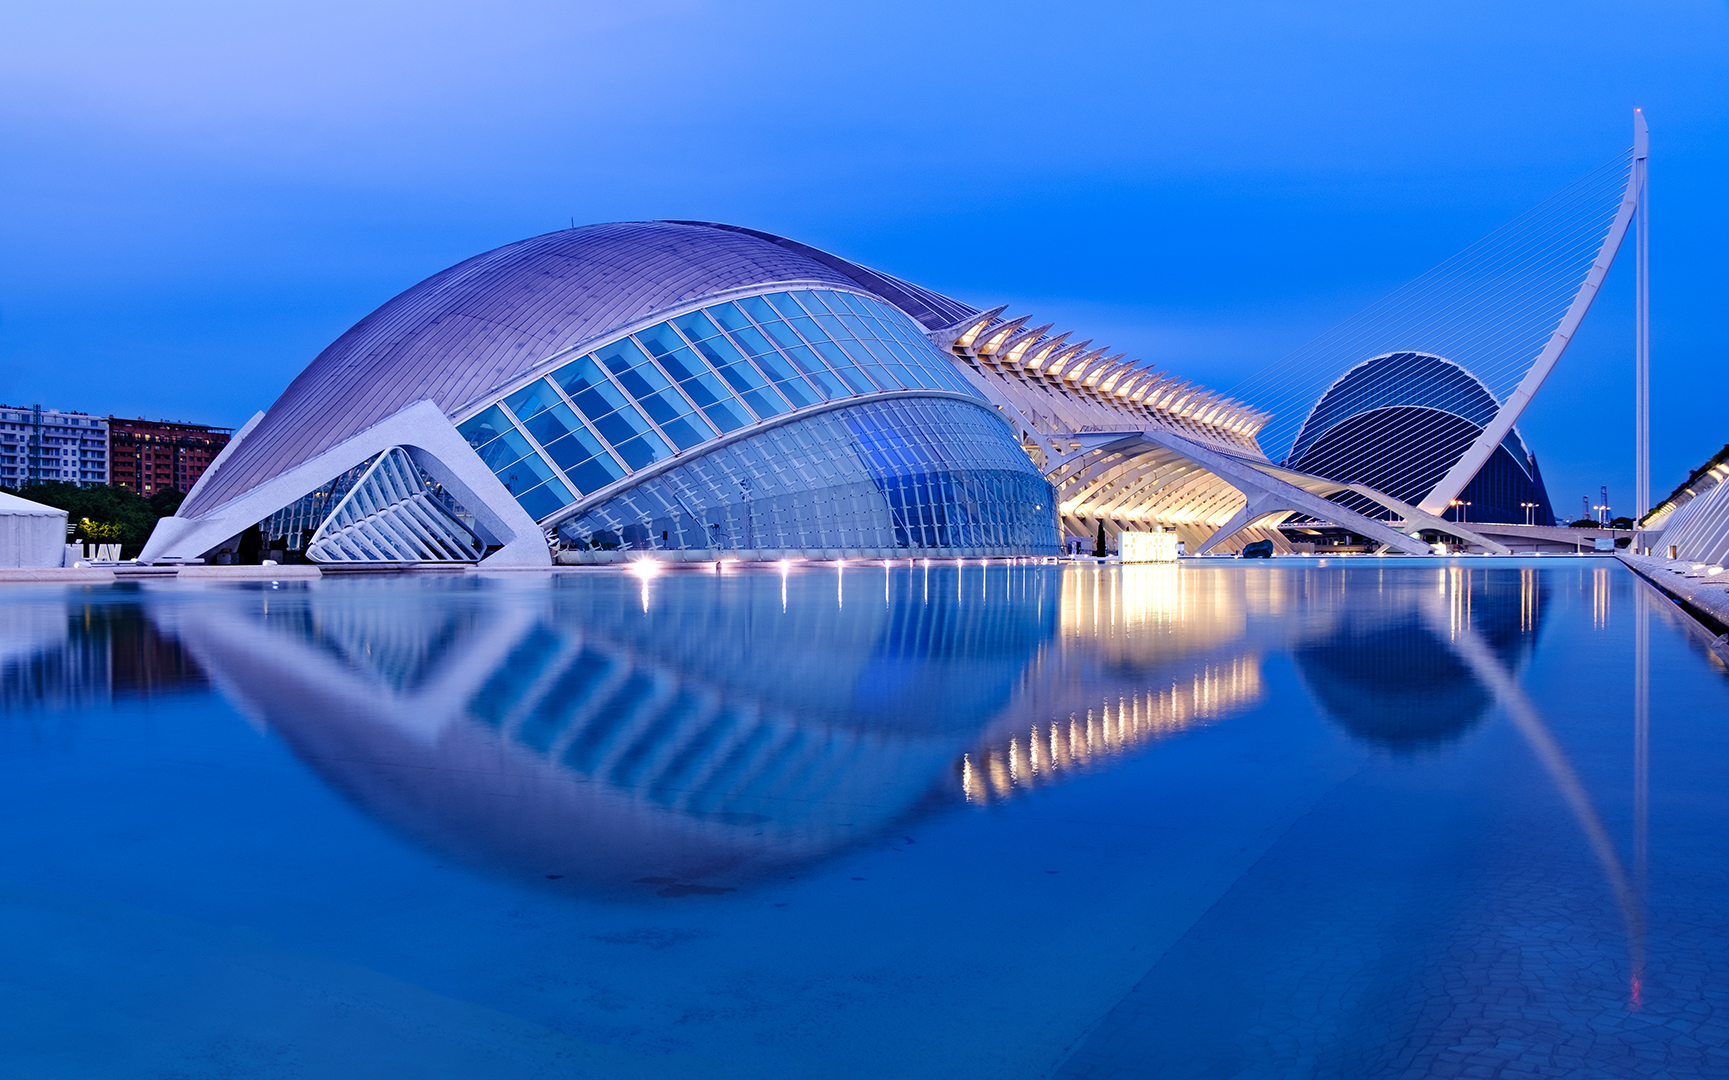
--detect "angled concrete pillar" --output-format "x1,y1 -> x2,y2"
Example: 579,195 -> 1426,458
140,399 -> 550,566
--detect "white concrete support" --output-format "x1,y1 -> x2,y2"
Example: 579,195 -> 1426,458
139,399 -> 550,566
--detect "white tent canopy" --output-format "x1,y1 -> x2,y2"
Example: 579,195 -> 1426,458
0,492 -> 70,568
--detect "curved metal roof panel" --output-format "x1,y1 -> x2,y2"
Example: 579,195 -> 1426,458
187,221 -> 963,517
669,221 -> 981,331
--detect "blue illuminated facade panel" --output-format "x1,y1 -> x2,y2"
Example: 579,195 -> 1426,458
553,397 -> 1058,558
456,287 -> 990,530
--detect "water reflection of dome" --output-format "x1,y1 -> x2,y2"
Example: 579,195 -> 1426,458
157,566 -> 1268,897
161,569 -> 1057,895
1291,568 -> 1546,750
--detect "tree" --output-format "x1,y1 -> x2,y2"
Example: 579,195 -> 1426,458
1093,521 -> 1108,557
148,488 -> 187,516
1609,516 -> 1635,530
1567,518 -> 1599,528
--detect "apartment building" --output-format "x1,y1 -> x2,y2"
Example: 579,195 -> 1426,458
0,405 -> 109,486
107,417 -> 232,496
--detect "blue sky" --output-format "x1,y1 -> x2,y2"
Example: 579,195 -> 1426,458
1,1 -> 1724,514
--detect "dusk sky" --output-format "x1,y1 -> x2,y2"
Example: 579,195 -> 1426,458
2,1 -> 1724,516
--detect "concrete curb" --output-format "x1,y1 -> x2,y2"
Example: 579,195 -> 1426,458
176,565 -> 322,580
0,568 -> 118,584
1617,552 -> 1729,642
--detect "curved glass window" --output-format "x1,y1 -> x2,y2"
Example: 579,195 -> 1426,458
457,287 -> 985,523
553,397 -> 1059,558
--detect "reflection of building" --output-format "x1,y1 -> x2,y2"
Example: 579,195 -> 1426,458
1290,566 -> 1547,750
1285,352 -> 1555,526
959,656 -> 1260,805
956,564 -> 1273,804
154,565 -> 1273,895
160,568 -> 1056,891
0,405 -> 108,486
0,601 -> 205,710
107,417 -> 233,497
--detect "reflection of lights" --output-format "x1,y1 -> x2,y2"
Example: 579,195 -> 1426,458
959,657 -> 1263,805
1521,567 -> 1537,633
1445,566 -> 1472,640
1117,564 -> 1182,625
630,558 -> 660,612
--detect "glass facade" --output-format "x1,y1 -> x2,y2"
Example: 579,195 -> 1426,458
455,288 -> 984,526
556,398 -> 1059,557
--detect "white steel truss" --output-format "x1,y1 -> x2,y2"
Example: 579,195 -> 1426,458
930,303 -> 1501,553
141,400 -> 548,567
1417,122 -> 1644,516
930,114 -> 1650,553
929,308 -> 1293,552
307,447 -> 486,563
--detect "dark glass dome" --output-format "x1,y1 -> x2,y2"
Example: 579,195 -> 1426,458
1285,352 -> 1554,525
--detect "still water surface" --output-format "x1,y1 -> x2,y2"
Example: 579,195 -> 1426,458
1,561 -> 1726,1078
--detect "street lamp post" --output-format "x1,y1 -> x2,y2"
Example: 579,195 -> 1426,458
1449,499 -> 1462,522
1461,501 -> 1471,524
1521,501 -> 1537,527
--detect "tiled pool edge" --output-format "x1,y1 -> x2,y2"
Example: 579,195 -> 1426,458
1618,552 -> 1729,656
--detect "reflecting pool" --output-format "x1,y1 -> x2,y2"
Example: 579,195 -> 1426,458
1,560 -> 1726,1078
